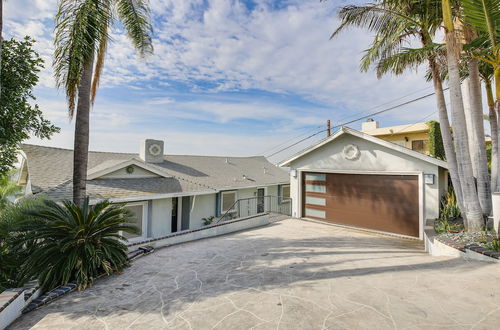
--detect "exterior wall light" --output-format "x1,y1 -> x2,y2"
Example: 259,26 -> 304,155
424,173 -> 435,185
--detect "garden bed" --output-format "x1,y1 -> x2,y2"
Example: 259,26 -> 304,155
433,220 -> 500,261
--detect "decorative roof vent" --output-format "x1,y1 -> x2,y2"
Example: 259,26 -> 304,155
139,139 -> 164,163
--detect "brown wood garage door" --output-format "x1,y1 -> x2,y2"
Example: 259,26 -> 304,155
302,172 -> 419,237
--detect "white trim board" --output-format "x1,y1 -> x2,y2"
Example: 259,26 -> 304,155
279,126 -> 448,169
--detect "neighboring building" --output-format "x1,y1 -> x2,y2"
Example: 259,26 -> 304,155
280,127 -> 449,239
361,119 -> 431,154
18,140 -> 290,242
362,119 -> 492,157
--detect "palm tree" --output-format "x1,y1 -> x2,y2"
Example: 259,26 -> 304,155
479,61 -> 499,191
461,0 -> 499,110
54,0 -> 153,205
462,27 -> 492,215
329,0 -> 466,216
441,0 -> 484,230
462,0 -> 499,196
21,197 -> 139,291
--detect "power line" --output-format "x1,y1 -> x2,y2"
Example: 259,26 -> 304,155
259,124 -> 323,155
262,86 -> 436,157
267,89 -> 447,159
267,129 -> 328,158
333,85 -> 434,124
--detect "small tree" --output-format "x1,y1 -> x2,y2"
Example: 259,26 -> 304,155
0,37 -> 59,175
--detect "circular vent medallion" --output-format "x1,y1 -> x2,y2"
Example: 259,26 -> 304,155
149,143 -> 162,156
126,165 -> 135,174
343,144 -> 360,160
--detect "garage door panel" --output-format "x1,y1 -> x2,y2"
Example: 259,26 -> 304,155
303,172 -> 419,237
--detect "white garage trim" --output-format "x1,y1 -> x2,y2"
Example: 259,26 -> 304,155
297,169 -> 425,240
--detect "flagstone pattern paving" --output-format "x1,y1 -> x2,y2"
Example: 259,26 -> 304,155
9,219 -> 500,329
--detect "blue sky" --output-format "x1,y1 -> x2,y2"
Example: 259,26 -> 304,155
4,0 -> 439,163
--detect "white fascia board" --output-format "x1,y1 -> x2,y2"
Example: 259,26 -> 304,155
279,127 -> 448,169
90,189 -> 217,204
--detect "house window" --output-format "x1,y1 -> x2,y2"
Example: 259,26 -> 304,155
305,184 -> 326,193
122,202 -> 147,241
221,191 -> 237,213
411,140 -> 428,153
305,173 -> 326,181
279,184 -> 290,203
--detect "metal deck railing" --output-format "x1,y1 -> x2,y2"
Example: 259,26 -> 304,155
217,195 -> 291,223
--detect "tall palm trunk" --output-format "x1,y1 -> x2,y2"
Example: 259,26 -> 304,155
467,59 -> 492,215
442,0 -> 484,231
486,79 -> 499,192
462,77 -> 477,176
73,57 -> 94,205
428,56 -> 466,215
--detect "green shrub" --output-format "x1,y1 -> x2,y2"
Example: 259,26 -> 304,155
21,197 -> 139,291
202,216 -> 215,226
485,238 -> 500,252
436,187 -> 463,234
0,196 -> 46,291
440,188 -> 461,222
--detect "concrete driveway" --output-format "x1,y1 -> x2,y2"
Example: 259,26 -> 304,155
10,219 -> 500,329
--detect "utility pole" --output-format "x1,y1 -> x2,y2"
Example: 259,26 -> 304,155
326,120 -> 331,137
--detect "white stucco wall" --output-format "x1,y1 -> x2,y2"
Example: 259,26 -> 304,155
287,134 -> 444,225
133,185 -> 286,236
188,193 -> 217,229
150,198 -> 172,237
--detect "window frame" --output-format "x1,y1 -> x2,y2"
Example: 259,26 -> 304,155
121,201 -> 148,242
221,190 -> 238,213
279,184 -> 291,204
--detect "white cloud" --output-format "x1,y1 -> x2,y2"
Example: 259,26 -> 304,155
10,0 -> 443,160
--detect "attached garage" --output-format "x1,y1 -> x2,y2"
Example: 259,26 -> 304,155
280,127 -> 448,239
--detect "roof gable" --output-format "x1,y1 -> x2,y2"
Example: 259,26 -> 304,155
87,158 -> 171,180
279,127 -> 448,169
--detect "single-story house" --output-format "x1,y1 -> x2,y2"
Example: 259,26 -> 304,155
279,127 -> 449,239
18,139 -> 290,241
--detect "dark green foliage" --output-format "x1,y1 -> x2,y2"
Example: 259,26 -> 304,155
0,196 -> 46,291
20,198 -> 139,291
0,37 -> 59,176
427,120 -> 446,160
0,171 -> 22,210
202,216 -> 215,226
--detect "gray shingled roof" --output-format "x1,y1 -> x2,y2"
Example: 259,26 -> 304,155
21,144 -> 289,200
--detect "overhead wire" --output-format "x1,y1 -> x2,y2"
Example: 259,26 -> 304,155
267,88 -> 447,159
262,86 -> 438,157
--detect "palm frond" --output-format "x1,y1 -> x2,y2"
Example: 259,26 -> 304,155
115,0 -> 154,56
375,43 -> 445,78
54,0 -> 113,117
462,0 -> 500,48
331,4 -> 415,40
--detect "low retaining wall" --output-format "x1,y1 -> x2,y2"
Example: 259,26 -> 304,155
424,219 -> 500,263
127,213 -> 271,251
0,285 -> 41,330
493,193 -> 500,236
